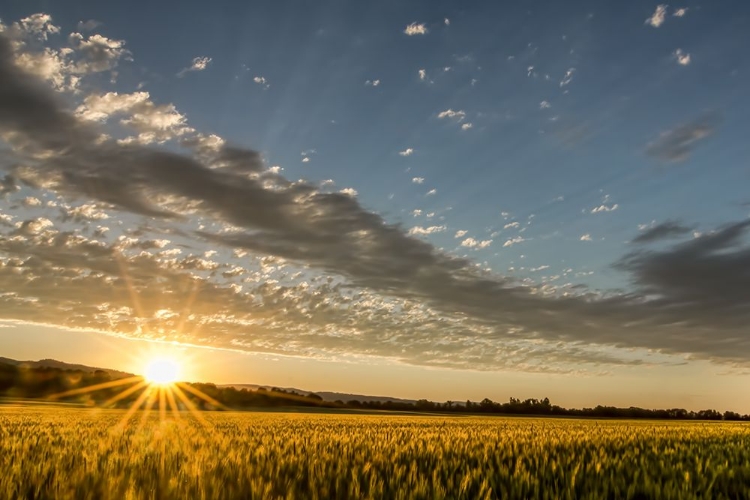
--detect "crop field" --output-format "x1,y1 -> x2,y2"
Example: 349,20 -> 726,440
2,408 -> 750,500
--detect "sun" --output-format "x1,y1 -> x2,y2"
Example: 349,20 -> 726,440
144,357 -> 181,385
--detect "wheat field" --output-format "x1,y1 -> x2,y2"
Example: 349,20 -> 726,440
2,407 -> 749,499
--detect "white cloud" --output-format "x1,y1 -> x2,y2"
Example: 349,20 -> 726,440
454,230 -> 468,238
418,69 -> 428,81
340,188 -> 358,197
438,109 -> 466,121
76,91 -> 193,144
425,189 -> 437,196
461,123 -> 473,130
645,5 -> 668,28
399,148 -> 414,156
253,76 -> 270,89
68,33 -> 129,74
504,222 -> 520,229
365,79 -> 381,86
503,236 -> 526,247
580,234 -> 592,241
444,18 -> 450,26
320,179 -> 334,186
530,265 -> 550,272
590,204 -> 619,213
674,49 -> 691,66
177,56 -> 212,77
404,22 -> 428,36
539,101 -> 551,110
412,209 -> 422,217
301,157 -> 310,163
15,13 -> 60,40
559,68 -> 575,87
408,225 -> 446,236
412,177 -> 425,184
673,7 -> 688,17
461,237 -> 492,249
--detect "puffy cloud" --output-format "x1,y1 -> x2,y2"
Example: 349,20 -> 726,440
418,69 -> 428,81
339,187 -> 358,197
67,32 -> 129,74
461,123 -> 473,130
177,56 -> 212,77
503,236 -> 525,248
399,148 -> 414,156
454,230 -> 467,238
438,109 -> 466,121
645,5 -> 668,28
632,221 -> 692,243
646,114 -> 719,163
504,222 -> 520,229
539,101 -> 551,110
253,76 -> 270,89
444,18 -> 450,26
408,225 -> 446,236
673,48 -> 691,66
13,13 -> 60,40
580,234 -> 592,241
461,238 -> 492,249
412,177 -> 424,184
404,22 -> 428,36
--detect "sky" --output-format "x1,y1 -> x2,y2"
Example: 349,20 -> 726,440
0,0 -> 748,411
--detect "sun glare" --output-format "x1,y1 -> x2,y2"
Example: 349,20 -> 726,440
144,358 -> 180,385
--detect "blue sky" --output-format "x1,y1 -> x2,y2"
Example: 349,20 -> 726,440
0,1 -> 749,410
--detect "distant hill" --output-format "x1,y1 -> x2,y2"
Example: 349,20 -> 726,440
220,384 -> 416,405
0,357 -> 133,379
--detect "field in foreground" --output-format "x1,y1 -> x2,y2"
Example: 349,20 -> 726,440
2,408 -> 750,499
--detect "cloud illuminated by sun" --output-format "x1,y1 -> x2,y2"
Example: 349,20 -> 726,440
144,357 -> 181,385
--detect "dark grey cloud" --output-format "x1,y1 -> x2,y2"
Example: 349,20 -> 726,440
2,34 -> 750,369
632,221 -> 693,244
645,113 -> 720,163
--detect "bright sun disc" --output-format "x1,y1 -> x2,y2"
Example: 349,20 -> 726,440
144,358 -> 180,385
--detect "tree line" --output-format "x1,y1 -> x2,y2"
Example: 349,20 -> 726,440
1,362 -> 748,420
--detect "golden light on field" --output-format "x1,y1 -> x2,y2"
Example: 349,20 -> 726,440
144,358 -> 181,386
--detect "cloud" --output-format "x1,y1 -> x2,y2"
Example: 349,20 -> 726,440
408,225 -> 446,236
425,189 -> 437,196
365,79 -> 380,86
13,13 -> 60,40
253,76 -> 270,89
454,230 -> 468,238
67,33 -> 129,74
504,222 -> 519,229
673,8 -> 688,17
412,177 -> 424,184
580,234 -> 592,241
645,114 -> 719,163
76,20 -> 101,32
559,68 -> 575,87
645,5 -> 668,28
590,204 -> 619,213
418,69 -> 428,81
632,221 -> 693,243
461,237 -> 491,249
673,49 -> 691,66
177,56 -> 212,77
438,109 -> 466,121
4,29 -> 750,372
404,22 -> 428,36
461,123 -> 473,130
399,148 -> 414,156
339,188 -> 358,197
539,101 -> 551,110
503,236 -> 525,248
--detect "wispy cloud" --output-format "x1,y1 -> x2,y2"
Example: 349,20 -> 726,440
177,56 -> 212,77
409,225 -> 446,236
645,5 -> 668,28
253,75 -> 270,89
365,79 -> 380,86
461,237 -> 492,249
632,221 -> 693,243
646,114 -> 719,163
438,109 -> 466,121
580,234 -> 592,241
399,148 -> 414,156
412,177 -> 424,184
673,48 -> 691,66
404,22 -> 428,36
